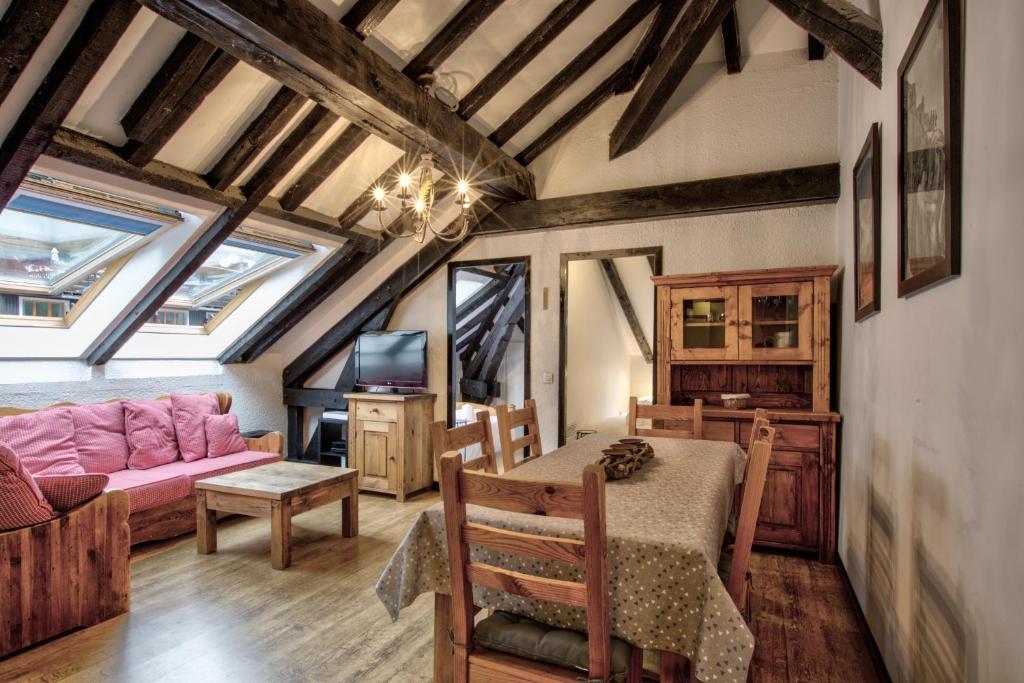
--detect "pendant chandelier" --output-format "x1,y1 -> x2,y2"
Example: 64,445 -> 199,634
371,152 -> 473,243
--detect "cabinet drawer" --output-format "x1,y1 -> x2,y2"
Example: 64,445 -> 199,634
702,420 -> 736,442
740,421 -> 819,451
355,402 -> 398,422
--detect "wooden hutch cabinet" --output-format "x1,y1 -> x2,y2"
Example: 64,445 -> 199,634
654,266 -> 840,562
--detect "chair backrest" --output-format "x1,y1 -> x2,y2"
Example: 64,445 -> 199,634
727,425 -> 775,612
747,408 -> 770,454
439,452 -> 611,681
430,412 -> 498,477
494,399 -> 543,472
627,397 -> 703,439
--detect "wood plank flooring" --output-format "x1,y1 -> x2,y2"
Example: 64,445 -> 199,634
0,492 -> 885,682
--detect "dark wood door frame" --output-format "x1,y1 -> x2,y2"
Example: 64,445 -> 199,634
558,247 -> 663,447
446,256 -> 532,426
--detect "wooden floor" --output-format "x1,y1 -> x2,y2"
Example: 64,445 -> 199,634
0,492 -> 885,682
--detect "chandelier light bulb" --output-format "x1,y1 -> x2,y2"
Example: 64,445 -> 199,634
372,186 -> 386,204
413,198 -> 426,213
399,173 -> 411,189
456,179 -> 469,196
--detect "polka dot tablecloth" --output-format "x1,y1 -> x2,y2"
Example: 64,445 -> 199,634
375,434 -> 755,682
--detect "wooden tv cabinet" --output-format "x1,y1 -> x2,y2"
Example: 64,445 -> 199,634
344,393 -> 435,502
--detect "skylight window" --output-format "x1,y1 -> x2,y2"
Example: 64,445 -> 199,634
152,230 -> 313,330
0,174 -> 178,322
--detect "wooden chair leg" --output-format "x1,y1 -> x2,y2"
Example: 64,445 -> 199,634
660,651 -> 687,681
627,647 -> 643,683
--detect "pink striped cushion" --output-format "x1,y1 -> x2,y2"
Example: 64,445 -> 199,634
34,473 -> 110,512
124,400 -> 180,470
170,393 -> 221,462
0,442 -> 54,530
69,402 -> 130,473
0,408 -> 83,477
204,413 -> 247,458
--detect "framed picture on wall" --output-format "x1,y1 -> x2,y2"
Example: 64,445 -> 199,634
854,123 -> 881,321
897,0 -> 964,297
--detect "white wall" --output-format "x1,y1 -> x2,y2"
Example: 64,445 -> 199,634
836,1 -> 1024,680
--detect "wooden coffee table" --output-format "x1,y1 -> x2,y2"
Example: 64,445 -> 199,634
195,461 -> 358,569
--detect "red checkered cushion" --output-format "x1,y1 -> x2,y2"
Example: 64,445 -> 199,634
0,442 -> 54,530
34,473 -> 110,512
0,408 -> 84,477
170,393 -> 221,462
158,450 -> 282,490
68,401 -> 130,473
105,469 -> 190,514
124,399 -> 180,470
204,413 -> 247,458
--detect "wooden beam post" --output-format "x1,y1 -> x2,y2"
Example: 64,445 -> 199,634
765,0 -> 881,86
477,163 -> 840,233
599,259 -> 653,363
137,0 -> 534,200
609,0 -> 736,160
341,0 -> 402,38
401,0 -> 506,79
0,0 -> 69,106
0,0 -> 141,209
722,7 -> 743,74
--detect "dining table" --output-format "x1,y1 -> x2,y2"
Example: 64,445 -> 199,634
374,433 -> 755,682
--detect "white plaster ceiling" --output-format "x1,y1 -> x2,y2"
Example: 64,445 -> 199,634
58,0 -> 811,229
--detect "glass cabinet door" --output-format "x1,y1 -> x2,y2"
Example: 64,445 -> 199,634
739,282 -> 813,360
669,286 -> 738,360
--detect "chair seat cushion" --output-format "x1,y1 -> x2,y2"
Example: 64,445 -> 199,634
474,611 -> 632,681
105,468 -> 191,514
155,450 -> 282,490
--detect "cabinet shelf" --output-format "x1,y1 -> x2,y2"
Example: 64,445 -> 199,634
752,320 -> 799,325
682,321 -> 726,327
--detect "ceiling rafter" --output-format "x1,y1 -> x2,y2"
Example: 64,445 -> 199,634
609,0 -> 736,160
341,0 -> 403,38
458,0 -> 596,120
765,0 -> 881,86
623,0 -> 688,92
402,0 -> 506,80
0,0 -> 70,106
0,0 -> 141,210
722,7 -> 743,74
599,258 -> 653,363
278,124 -> 371,211
489,0 -> 660,148
808,35 -> 827,60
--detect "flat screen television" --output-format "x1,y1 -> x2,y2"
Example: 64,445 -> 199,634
355,330 -> 428,390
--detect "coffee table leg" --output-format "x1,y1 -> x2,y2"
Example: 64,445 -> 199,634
342,480 -> 359,537
271,499 -> 292,570
196,491 -> 217,554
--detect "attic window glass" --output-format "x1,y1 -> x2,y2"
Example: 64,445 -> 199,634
157,231 -> 312,328
0,174 -> 176,319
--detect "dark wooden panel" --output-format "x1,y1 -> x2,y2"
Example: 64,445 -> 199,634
0,0 -> 69,107
138,0 -> 534,201
478,164 -> 840,234
0,0 -> 141,209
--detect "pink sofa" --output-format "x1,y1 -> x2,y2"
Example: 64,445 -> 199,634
0,392 -> 283,546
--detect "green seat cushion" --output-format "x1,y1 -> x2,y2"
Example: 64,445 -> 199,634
474,611 -> 632,682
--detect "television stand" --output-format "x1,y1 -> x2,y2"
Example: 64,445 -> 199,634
344,392 -> 435,501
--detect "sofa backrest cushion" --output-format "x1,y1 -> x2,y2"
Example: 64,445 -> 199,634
0,408 -> 84,477
124,399 -> 180,470
171,393 -> 221,462
69,401 -> 130,473
0,442 -> 55,530
204,413 -> 248,458
34,473 -> 110,512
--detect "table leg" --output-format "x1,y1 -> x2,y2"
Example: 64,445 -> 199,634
196,491 -> 217,554
271,499 -> 292,570
342,480 -> 359,537
434,593 -> 453,683
660,651 -> 697,682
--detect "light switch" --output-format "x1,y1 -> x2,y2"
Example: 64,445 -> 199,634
542,371 -> 554,384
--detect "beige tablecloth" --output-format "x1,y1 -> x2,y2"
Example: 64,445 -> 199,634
375,434 -> 754,682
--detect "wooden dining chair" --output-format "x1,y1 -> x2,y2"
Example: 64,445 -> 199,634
439,452 -> 643,683
627,397 -> 704,439
430,413 -> 498,478
494,399 -> 543,472
720,425 -> 776,619
747,408 -> 769,453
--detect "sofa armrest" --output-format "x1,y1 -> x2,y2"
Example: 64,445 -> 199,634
244,430 -> 284,456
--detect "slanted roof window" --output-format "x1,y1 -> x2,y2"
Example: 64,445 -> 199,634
0,174 -> 178,322
152,229 -> 313,331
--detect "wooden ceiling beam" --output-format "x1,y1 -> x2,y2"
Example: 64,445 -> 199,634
808,34 -> 826,60
722,7 -> 743,74
137,0 -> 533,201
458,0 -> 596,120
278,124 -> 371,211
402,0 -> 506,80
765,0 -> 881,86
622,0 -> 687,91
477,163 -> 840,234
489,0 -> 659,148
0,0 -> 140,210
341,0 -> 402,38
599,258 -> 653,362
0,0 -> 70,106
609,0 -> 735,160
